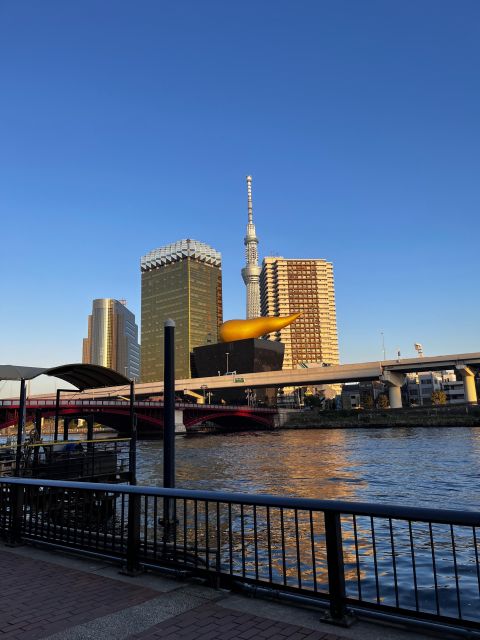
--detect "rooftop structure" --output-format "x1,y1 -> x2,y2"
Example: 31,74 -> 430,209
141,239 -> 221,271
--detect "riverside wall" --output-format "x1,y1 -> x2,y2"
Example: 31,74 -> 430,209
282,404 -> 480,429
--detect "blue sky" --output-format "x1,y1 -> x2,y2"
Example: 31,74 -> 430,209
1,0 -> 479,395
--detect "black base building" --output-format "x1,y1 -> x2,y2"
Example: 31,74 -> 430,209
191,338 -> 284,405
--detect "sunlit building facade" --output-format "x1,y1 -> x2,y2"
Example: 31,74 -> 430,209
82,298 -> 140,380
140,239 -> 223,381
260,257 -> 339,369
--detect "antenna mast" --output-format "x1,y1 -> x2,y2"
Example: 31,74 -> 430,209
241,175 -> 261,319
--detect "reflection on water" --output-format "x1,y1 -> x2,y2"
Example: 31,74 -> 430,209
135,426 -> 480,622
137,426 -> 480,510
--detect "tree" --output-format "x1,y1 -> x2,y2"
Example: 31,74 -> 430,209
377,393 -> 389,409
431,390 -> 447,406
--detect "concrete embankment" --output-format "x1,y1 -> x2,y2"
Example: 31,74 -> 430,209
282,405 -> 480,429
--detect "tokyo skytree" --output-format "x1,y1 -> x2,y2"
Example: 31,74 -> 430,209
241,175 -> 261,319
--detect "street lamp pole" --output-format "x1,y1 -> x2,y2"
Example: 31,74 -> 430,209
225,352 -> 229,374
163,319 -> 176,540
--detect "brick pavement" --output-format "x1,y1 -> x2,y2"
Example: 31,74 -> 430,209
0,550 -> 159,639
131,602 -> 340,640
0,546 -> 346,640
0,547 -> 429,640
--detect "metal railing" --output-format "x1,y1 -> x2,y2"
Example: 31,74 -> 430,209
0,439 -> 131,482
0,478 -> 479,633
0,399 -> 276,411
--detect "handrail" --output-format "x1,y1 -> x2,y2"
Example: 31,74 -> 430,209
0,399 -> 276,411
0,437 -> 131,451
1,476 -> 479,526
2,475 -> 479,631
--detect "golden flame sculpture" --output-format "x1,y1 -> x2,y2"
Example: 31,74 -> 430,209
219,313 -> 302,343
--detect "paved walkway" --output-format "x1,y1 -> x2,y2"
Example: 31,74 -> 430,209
0,546 -> 436,640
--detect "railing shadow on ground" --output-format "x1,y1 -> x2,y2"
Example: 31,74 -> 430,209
0,477 -> 479,635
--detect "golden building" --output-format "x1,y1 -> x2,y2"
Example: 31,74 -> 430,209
140,239 -> 222,382
82,298 -> 140,380
260,257 -> 339,369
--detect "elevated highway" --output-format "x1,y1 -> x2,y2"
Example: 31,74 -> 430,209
60,351 -> 480,408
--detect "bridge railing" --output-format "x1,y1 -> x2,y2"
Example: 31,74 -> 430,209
0,399 -> 276,412
0,477 -> 478,634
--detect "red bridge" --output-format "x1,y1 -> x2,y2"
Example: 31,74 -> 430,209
0,399 -> 280,438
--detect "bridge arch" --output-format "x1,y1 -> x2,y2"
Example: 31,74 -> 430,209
183,410 -> 274,430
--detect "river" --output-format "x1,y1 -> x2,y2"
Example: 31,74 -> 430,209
136,426 -> 480,621
137,426 -> 480,510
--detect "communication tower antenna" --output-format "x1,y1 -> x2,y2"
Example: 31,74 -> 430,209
414,343 -> 424,357
241,175 -> 261,318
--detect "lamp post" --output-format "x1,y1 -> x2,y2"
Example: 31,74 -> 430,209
163,319 -> 176,540
225,352 -> 230,374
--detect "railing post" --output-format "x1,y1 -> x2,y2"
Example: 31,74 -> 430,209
63,416 -> 69,441
323,511 -> 354,625
35,409 -> 42,438
15,379 -> 27,476
7,484 -> 25,546
122,491 -> 142,575
54,389 -> 61,441
129,380 -> 137,485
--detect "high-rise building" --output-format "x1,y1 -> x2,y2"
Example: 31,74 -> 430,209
241,175 -> 261,318
140,239 -> 222,382
82,299 -> 140,380
260,257 -> 339,369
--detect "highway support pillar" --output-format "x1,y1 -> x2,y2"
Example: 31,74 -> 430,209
456,365 -> 478,404
380,371 -> 406,409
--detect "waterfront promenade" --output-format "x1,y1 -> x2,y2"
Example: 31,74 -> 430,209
0,545 -> 434,640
